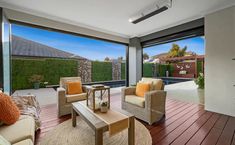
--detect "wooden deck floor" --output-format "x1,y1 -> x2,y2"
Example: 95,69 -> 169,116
36,92 -> 235,145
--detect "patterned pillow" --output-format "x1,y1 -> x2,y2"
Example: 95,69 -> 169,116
0,93 -> 20,125
0,135 -> 11,145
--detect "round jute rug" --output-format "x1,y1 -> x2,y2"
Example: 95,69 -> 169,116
39,117 -> 152,145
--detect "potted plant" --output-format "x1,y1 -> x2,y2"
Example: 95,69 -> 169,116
194,73 -> 205,104
194,73 -> 204,89
100,101 -> 108,113
28,75 -> 44,89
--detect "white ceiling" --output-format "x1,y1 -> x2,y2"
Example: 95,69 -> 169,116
0,0 -> 235,38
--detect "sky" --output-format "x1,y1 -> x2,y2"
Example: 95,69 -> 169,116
143,36 -> 205,57
12,24 -> 127,61
12,24 -> 204,61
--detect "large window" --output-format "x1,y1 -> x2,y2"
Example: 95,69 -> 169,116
143,36 -> 205,85
11,24 -> 127,90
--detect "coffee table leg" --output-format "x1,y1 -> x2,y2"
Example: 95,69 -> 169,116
72,108 -> 77,127
95,128 -> 103,145
128,116 -> 135,145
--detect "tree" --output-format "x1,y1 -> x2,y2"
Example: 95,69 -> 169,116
168,44 -> 187,57
104,57 -> 110,61
143,53 -> 149,60
178,46 -> 187,57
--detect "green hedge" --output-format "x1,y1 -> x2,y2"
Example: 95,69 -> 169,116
143,63 -> 153,77
91,61 -> 112,82
12,58 -> 78,90
158,64 -> 174,77
121,63 -> 126,80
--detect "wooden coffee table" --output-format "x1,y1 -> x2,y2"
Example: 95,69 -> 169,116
72,101 -> 135,145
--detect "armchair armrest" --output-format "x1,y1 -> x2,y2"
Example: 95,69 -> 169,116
121,87 -> 136,102
57,87 -> 66,105
145,90 -> 167,114
82,85 -> 88,93
122,87 -> 136,95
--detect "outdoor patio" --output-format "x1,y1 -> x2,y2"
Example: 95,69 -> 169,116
12,81 -> 204,107
165,81 -> 204,105
12,86 -> 125,106
35,85 -> 234,145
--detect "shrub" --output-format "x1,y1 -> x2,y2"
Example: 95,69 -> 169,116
197,61 -> 203,75
91,61 -> 112,82
28,74 -> 44,83
194,73 -> 204,89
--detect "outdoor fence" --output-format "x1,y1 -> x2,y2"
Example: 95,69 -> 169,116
143,61 -> 203,78
12,58 -> 126,90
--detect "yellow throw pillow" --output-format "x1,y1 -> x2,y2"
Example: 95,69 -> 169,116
66,81 -> 83,95
135,82 -> 150,97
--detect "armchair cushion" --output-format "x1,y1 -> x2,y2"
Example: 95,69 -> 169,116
125,95 -> 145,108
13,139 -> 33,145
135,82 -> 150,97
66,81 -> 83,95
141,78 -> 163,90
66,93 -> 87,103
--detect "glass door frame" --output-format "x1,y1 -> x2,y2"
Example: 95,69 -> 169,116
0,8 -> 12,94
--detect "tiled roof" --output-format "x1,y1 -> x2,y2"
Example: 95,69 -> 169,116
12,35 -> 87,60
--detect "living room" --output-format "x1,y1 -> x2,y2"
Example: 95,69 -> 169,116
0,0 -> 235,145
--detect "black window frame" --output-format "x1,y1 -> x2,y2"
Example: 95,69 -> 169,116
140,18 -> 205,77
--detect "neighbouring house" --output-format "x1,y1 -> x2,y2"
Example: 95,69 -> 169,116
12,35 -> 87,60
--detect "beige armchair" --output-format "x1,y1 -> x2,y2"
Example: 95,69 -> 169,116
121,78 -> 166,125
57,77 -> 87,117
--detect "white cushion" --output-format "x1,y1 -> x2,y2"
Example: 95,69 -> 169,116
13,139 -> 33,145
141,78 -> 163,90
66,93 -> 87,103
125,95 -> 145,108
0,135 -> 11,145
0,115 -> 35,144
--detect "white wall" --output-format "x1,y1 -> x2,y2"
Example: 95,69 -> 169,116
205,6 -> 235,117
3,8 -> 129,44
128,38 -> 142,85
129,46 -> 137,85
